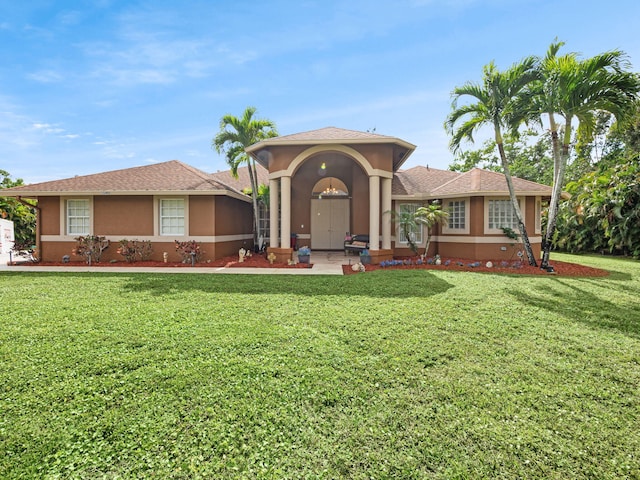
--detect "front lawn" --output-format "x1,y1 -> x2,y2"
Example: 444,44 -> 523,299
1,253 -> 638,478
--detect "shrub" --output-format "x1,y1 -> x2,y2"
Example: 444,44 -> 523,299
117,239 -> 153,263
174,240 -> 203,263
73,235 -> 110,265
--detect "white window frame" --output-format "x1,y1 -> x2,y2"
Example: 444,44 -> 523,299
157,197 -> 187,236
484,197 -> 525,234
535,197 -> 542,234
397,203 -> 423,245
258,202 -> 270,242
442,198 -> 469,235
64,198 -> 92,236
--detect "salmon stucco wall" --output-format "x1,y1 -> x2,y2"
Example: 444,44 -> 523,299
39,196 -> 60,236
190,196 -> 215,236
94,196 -> 154,236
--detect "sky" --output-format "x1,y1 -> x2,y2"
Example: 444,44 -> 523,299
2,0 -> 639,185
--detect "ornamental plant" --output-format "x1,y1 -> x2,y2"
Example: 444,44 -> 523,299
174,240 -> 203,263
72,235 -> 110,265
117,239 -> 153,263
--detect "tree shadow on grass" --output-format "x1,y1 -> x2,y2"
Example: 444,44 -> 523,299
510,277 -> 640,339
114,270 -> 454,299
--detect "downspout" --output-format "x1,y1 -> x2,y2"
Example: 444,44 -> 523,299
17,196 -> 41,261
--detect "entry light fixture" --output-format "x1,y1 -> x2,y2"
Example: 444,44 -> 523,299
322,180 -> 339,195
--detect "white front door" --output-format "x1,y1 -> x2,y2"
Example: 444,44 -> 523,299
311,198 -> 350,249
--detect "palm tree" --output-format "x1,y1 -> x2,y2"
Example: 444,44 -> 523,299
531,42 -> 640,269
387,209 -> 421,255
415,201 -> 449,258
445,58 -> 539,266
386,202 -> 449,257
213,107 -> 278,246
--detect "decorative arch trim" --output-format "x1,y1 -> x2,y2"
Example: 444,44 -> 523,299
268,144 -> 393,179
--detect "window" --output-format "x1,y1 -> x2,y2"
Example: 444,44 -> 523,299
67,199 -> 90,235
448,200 -> 466,230
398,203 -> 423,244
487,198 -> 521,231
258,202 -> 270,242
535,197 -> 542,234
159,198 -> 185,235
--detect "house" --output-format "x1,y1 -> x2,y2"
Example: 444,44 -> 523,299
1,160 -> 254,263
2,127 -> 551,264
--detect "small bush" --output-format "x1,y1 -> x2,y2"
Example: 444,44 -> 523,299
174,240 -> 203,263
73,235 -> 110,264
117,239 -> 153,263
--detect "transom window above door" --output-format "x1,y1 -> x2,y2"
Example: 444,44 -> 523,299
312,177 -> 349,197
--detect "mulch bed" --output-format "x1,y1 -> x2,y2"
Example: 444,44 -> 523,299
342,257 -> 609,277
17,253 -> 311,269
15,253 -> 608,277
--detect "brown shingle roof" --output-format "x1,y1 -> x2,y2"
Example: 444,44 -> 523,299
1,160 -> 243,196
393,166 -> 460,196
210,164 -> 269,193
2,158 -> 552,200
431,168 -> 552,197
271,126 -> 401,143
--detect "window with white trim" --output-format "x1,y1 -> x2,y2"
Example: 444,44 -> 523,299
487,198 -> 521,231
67,199 -> 90,235
258,202 -> 270,242
398,203 -> 423,244
535,197 -> 542,234
159,198 -> 185,235
448,200 -> 466,229
442,198 -> 469,235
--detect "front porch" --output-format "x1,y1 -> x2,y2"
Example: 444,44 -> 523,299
246,127 -> 416,265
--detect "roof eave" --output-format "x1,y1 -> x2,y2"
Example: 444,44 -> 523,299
3,190 -> 252,202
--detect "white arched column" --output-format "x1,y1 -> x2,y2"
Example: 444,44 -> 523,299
280,176 -> 291,249
369,175 -> 380,251
269,178 -> 279,248
381,177 -> 392,250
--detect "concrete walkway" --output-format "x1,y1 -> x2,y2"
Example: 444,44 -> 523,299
0,251 -> 356,275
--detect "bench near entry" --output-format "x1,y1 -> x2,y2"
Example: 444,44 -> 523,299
344,234 -> 370,255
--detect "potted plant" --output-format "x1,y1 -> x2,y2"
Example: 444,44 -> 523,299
297,246 -> 311,264
359,249 -> 371,265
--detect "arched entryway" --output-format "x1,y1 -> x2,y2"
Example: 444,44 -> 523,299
246,127 -> 416,264
310,177 -> 350,250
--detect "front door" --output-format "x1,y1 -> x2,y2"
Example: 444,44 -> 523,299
311,198 -> 350,249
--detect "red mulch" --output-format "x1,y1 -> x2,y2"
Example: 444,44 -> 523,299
20,253 -> 311,269
342,257 -> 609,277
18,253 -> 607,277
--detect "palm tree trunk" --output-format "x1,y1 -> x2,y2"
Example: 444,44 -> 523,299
424,230 -> 432,258
246,159 -> 260,247
541,115 -> 567,269
497,139 -> 538,266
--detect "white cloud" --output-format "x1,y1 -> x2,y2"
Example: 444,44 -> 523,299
32,123 -> 65,134
27,70 -> 63,83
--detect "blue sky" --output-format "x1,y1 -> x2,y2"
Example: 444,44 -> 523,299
2,0 -> 639,184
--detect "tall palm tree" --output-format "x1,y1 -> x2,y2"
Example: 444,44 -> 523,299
445,58 -> 539,266
415,201 -> 449,258
213,107 -> 278,246
531,42 -> 640,268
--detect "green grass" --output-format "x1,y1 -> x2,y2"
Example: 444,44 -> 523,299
1,253 -> 639,479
